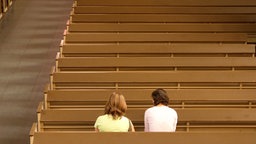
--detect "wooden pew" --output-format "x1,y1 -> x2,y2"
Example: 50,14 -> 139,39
55,57 -> 256,71
37,108 -> 256,132
68,23 -> 256,33
74,6 -> 256,14
50,71 -> 256,89
31,132 -> 256,144
60,43 -> 255,57
44,89 -> 256,109
71,13 -> 256,23
64,32 -> 248,43
75,0 -> 256,6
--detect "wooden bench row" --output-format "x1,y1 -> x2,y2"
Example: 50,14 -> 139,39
68,23 -> 256,33
55,56 -> 256,71
31,132 -> 256,144
71,2 -> 256,24
71,13 -> 256,23
44,89 -> 256,109
75,0 -> 256,6
64,32 -> 248,43
60,43 -> 255,57
50,71 -> 256,89
73,6 -> 256,14
37,108 -> 256,132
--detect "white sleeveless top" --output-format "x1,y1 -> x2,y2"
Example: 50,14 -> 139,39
144,106 -> 178,132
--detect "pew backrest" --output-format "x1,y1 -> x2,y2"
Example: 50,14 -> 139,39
50,71 -> 256,89
56,57 -> 256,71
60,43 -> 255,57
45,89 -> 256,109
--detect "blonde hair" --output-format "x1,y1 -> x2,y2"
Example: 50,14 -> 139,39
104,92 -> 127,120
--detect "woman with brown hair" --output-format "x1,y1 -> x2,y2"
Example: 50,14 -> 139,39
94,92 -> 135,132
144,88 -> 178,132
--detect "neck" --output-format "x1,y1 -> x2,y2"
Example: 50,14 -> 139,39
156,103 -> 164,107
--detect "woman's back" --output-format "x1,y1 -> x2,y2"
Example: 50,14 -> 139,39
144,105 -> 177,132
94,114 -> 130,132
94,92 -> 135,132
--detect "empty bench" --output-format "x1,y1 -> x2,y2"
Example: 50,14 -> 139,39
60,43 -> 255,57
50,71 -> 256,89
55,56 -> 256,72
64,32 -> 248,43
68,23 -> 256,33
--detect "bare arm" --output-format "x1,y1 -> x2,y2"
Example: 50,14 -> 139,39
144,110 -> 149,132
129,121 -> 136,132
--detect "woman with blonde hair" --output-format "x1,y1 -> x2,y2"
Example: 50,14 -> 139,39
94,92 -> 135,132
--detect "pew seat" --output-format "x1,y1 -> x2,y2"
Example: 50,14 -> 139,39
31,132 -> 256,144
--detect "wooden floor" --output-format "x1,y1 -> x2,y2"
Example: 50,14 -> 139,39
0,0 -> 73,144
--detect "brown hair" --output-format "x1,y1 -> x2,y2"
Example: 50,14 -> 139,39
151,88 -> 169,106
104,92 -> 127,120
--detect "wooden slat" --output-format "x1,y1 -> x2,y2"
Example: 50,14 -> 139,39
76,0 -> 256,6
46,89 -> 256,102
32,132 -> 256,144
45,89 -> 256,109
61,43 -> 255,55
56,57 -> 256,69
68,23 -> 256,33
50,71 -> 256,89
71,14 -> 256,23
74,6 -> 256,14
52,71 -> 256,83
65,33 -> 248,43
